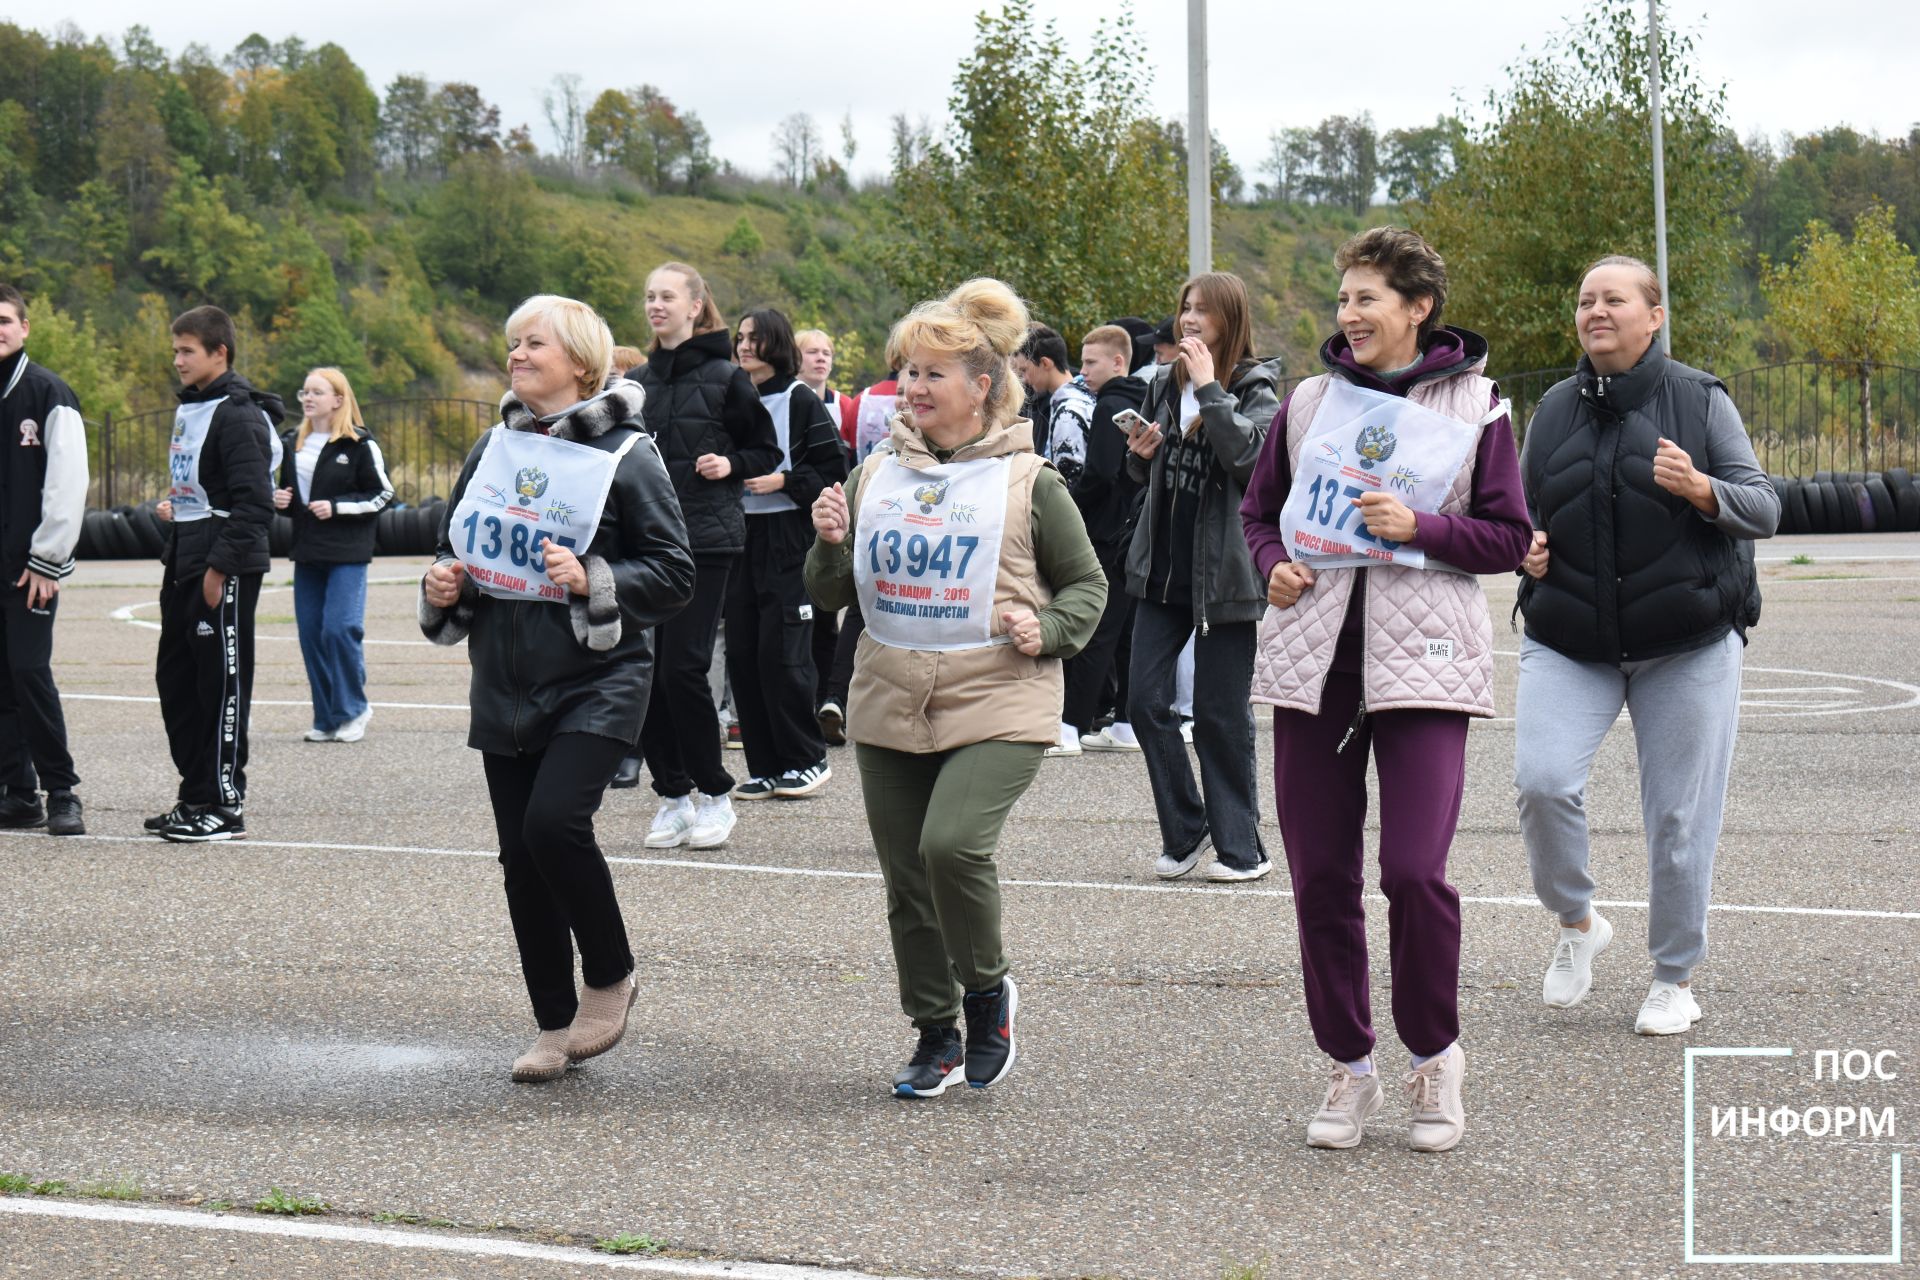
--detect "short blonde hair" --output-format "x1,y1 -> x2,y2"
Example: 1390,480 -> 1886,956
1081,325 -> 1133,362
505,295 -> 614,399
610,344 -> 645,374
794,328 -> 832,351
294,366 -> 365,453
887,279 -> 1030,428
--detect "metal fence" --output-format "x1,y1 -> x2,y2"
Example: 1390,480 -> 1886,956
79,361 -> 1920,508
83,397 -> 497,509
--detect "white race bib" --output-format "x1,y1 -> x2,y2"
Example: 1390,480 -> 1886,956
743,384 -> 798,515
1278,378 -> 1485,570
854,391 -> 897,461
855,456 -> 1009,651
449,426 -> 638,603
169,397 -> 281,521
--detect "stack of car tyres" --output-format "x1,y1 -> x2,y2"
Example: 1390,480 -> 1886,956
73,498 -> 449,558
1766,470 -> 1920,534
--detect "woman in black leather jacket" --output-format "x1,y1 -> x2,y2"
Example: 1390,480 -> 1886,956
421,295 -> 694,1084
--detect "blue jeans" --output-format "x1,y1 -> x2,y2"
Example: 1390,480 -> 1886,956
293,561 -> 369,732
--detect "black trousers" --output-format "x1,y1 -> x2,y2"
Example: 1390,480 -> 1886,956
0,583 -> 77,793
483,733 -> 634,1030
725,519 -> 826,779
824,597 -> 864,708
810,609 -> 838,705
1061,542 -> 1134,735
155,571 -> 260,808
640,557 -> 735,798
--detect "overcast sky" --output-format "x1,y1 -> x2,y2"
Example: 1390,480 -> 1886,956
17,1 -> 1920,182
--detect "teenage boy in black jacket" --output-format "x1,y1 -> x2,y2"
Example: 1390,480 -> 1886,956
0,284 -> 89,835
148,306 -> 284,843
1061,325 -> 1148,752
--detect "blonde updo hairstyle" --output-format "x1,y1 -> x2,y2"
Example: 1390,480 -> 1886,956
886,278 -> 1030,429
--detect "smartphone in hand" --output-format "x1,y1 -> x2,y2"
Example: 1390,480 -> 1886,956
1112,408 -> 1150,434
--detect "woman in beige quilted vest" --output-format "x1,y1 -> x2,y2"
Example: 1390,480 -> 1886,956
1240,228 -> 1532,1153
804,279 -> 1107,1100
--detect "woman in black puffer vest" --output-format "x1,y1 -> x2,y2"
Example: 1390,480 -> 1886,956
274,367 -> 393,744
1515,255 -> 1778,1039
622,262 -> 780,851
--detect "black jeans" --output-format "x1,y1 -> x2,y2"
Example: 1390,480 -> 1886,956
823,597 -> 864,709
0,583 -> 77,793
483,732 -> 635,1030
1061,542 -> 1133,735
155,571 -> 260,807
640,556 -> 735,798
725,519 -> 826,779
1126,599 -> 1266,868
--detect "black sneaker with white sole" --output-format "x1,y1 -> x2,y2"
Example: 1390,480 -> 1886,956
735,776 -> 778,801
144,801 -> 191,833
159,805 -> 246,843
773,761 -> 831,798
962,975 -> 1018,1089
892,1025 -> 965,1098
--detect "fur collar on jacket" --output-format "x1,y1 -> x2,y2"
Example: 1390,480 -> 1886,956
499,379 -> 647,441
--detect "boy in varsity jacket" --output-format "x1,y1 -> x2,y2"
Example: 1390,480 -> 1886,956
0,284 -> 88,835
148,305 -> 283,843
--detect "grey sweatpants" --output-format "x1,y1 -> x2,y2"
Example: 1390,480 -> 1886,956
1514,631 -> 1744,983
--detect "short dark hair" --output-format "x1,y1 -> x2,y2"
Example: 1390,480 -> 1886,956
0,283 -> 25,323
1334,226 -> 1449,343
738,307 -> 800,379
171,305 -> 237,364
1018,324 -> 1071,374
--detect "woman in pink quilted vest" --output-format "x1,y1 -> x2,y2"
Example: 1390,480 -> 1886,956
1240,227 -> 1532,1153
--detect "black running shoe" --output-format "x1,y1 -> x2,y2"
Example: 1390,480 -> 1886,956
892,1025 -> 965,1098
159,805 -> 246,843
0,788 -> 45,829
962,975 -> 1018,1089
817,700 -> 846,746
773,761 -> 831,798
735,776 -> 778,801
609,756 -> 642,790
45,791 -> 84,836
144,801 -> 190,833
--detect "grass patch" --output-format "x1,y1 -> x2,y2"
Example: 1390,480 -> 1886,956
255,1187 -> 328,1216
1785,573 -> 1867,581
1788,553 -> 1813,565
31,1180 -> 68,1195
0,1173 -> 29,1193
595,1233 -> 664,1255
204,1199 -> 234,1212
79,1179 -> 143,1201
1221,1260 -> 1271,1280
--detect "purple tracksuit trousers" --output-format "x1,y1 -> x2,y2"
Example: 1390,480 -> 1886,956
1272,669 -> 1467,1062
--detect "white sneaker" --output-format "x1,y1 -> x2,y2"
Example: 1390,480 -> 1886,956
685,794 -> 736,850
1306,1063 -> 1384,1149
1635,981 -> 1702,1035
645,796 -> 696,849
1403,1044 -> 1466,1153
1179,719 -> 1194,745
1542,911 -> 1613,1008
1204,856 -> 1272,883
333,707 -> 373,743
1154,833 -> 1211,880
1043,722 -> 1082,757
1079,724 -> 1142,752
303,727 -> 335,743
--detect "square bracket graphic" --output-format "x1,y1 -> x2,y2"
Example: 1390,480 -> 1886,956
1684,1046 -> 1903,1265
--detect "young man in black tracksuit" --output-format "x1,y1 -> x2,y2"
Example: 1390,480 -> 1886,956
0,284 -> 89,836
149,306 -> 284,842
1062,325 -> 1148,750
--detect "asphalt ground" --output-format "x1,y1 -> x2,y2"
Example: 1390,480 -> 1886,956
3,533 -> 1917,1279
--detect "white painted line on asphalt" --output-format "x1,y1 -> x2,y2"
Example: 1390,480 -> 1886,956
0,1197 -> 921,1279
62,693 -> 468,711
66,834 -> 1920,923
109,589 -> 439,646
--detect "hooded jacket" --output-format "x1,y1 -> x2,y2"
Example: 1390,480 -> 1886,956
627,328 -> 780,560
1076,373 -> 1147,551
804,414 -> 1107,752
0,350 -> 88,582
419,380 -> 695,755
163,371 -> 284,583
277,425 -> 395,564
1124,357 -> 1283,628
1518,345 -> 1779,663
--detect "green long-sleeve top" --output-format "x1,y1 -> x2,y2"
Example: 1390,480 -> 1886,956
805,436 -> 1107,659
